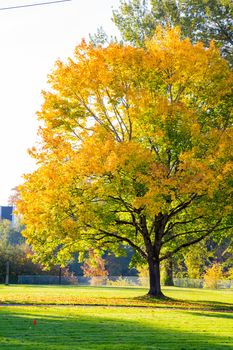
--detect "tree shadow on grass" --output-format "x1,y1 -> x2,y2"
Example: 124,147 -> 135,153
188,311 -> 233,320
0,307 -> 232,350
135,295 -> 233,312
2,298 -> 233,313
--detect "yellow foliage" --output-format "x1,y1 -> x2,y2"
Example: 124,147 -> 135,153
16,27 -> 233,267
203,264 -> 223,289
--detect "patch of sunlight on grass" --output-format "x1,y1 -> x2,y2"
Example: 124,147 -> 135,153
0,285 -> 232,311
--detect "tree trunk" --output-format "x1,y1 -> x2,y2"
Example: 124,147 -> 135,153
59,267 -> 62,285
163,257 -> 174,286
147,259 -> 165,298
5,261 -> 10,285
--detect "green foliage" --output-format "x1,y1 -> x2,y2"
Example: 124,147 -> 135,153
89,26 -> 120,47
227,267 -> 233,280
161,258 -> 174,286
184,241 -> 211,279
0,220 -> 52,281
0,220 -> 24,245
0,220 -> 26,281
113,0 -> 157,46
113,0 -> 233,63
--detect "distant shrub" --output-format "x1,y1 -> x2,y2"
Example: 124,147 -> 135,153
107,276 -> 135,287
173,278 -> 203,288
62,267 -> 78,285
90,276 -> 107,286
82,249 -> 108,286
137,265 -> 149,286
203,263 -> 223,289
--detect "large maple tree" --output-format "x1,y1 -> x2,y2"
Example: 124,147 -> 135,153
17,28 -> 232,297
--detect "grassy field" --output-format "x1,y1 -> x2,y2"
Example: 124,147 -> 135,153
0,285 -> 232,349
0,305 -> 232,349
0,284 -> 233,311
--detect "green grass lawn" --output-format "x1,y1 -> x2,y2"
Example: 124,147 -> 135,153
0,285 -> 232,349
0,305 -> 232,349
0,284 -> 233,311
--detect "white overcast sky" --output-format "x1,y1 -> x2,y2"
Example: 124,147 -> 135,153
0,0 -> 120,205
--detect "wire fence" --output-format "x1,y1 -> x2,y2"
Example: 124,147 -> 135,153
16,275 -> 233,289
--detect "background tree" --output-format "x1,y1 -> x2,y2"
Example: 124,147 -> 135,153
203,263 -> 223,289
82,249 -> 108,285
0,220 -> 39,283
161,258 -> 174,286
17,28 -> 233,297
113,0 -> 233,63
184,241 -> 210,279
171,233 -> 233,280
104,247 -> 137,276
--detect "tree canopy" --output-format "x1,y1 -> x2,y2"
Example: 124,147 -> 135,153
17,28 -> 233,297
113,0 -> 233,64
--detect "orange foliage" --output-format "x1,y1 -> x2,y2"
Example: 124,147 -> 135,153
16,28 -> 232,294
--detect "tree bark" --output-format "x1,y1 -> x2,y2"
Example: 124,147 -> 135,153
163,257 -> 174,286
59,267 -> 62,285
5,261 -> 10,285
147,259 -> 165,298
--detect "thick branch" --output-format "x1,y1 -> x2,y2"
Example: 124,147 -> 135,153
115,219 -> 135,226
160,220 -> 222,261
152,213 -> 169,252
162,227 -> 210,245
168,194 -> 199,219
96,228 -> 147,259
140,215 -> 155,257
164,215 -> 204,236
164,223 -> 233,245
